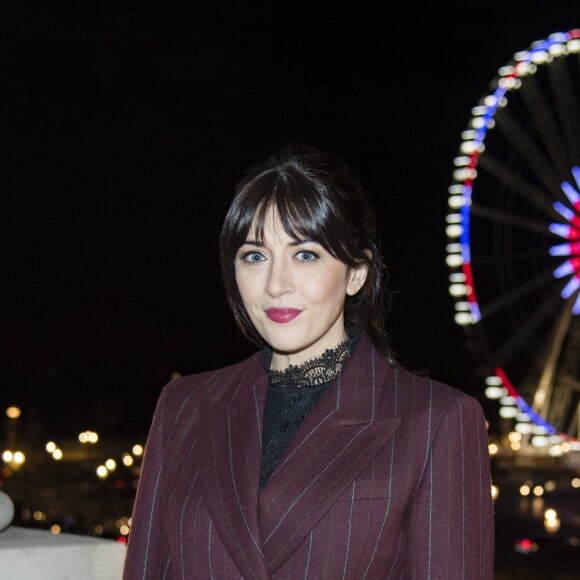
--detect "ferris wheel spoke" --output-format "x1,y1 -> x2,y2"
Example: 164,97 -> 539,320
478,267 -> 555,319
531,297 -> 574,415
478,153 -> 560,218
494,109 -> 564,200
519,75 -> 571,178
491,282 -> 563,368
548,57 -> 580,164
471,203 -> 554,236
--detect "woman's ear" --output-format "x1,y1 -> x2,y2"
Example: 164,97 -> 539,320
346,251 -> 371,296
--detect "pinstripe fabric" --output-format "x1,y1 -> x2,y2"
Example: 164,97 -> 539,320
123,335 -> 494,579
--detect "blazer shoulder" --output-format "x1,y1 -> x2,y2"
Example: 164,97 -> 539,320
158,350 -> 262,407
391,364 -> 485,417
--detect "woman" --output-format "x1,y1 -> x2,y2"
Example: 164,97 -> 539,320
123,144 -> 494,579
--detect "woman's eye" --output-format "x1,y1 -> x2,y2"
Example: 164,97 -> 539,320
296,250 -> 319,262
241,251 -> 265,263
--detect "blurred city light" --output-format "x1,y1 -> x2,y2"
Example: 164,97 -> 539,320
6,406 -> 21,419
544,508 -> 561,533
96,465 -> 108,479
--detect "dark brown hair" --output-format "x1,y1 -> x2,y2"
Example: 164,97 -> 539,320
219,143 -> 395,360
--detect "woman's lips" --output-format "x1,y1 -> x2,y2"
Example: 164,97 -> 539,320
265,308 -> 302,323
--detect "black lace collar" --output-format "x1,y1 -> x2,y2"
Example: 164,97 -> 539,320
259,327 -> 359,389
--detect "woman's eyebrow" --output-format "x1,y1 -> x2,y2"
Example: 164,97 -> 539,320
289,238 -> 315,246
240,238 -> 316,247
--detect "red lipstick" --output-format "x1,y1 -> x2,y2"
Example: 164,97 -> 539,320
265,308 -> 302,323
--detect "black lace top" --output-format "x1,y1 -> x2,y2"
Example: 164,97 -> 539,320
259,330 -> 359,489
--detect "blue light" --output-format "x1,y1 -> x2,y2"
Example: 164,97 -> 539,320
573,294 -> 580,316
549,223 -> 571,238
561,277 -> 580,299
553,261 -> 574,278
561,181 -> 580,204
553,201 -> 574,221
549,243 -> 571,256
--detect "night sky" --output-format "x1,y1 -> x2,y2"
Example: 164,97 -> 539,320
3,3 -> 578,438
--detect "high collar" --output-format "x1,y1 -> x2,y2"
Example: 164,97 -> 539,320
259,327 -> 360,389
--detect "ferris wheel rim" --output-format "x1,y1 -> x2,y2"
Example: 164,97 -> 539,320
445,28 -> 580,445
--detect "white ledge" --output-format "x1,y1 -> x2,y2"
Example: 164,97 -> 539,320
0,526 -> 126,579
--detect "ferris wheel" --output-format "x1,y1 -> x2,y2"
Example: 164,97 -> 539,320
445,28 -> 580,452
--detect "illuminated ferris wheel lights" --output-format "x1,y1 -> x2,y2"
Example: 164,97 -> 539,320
553,261 -> 575,278
498,77 -> 516,91
549,223 -> 575,239
452,168 -> 477,181
561,278 -> 580,299
448,184 -> 464,194
446,254 -> 464,268
485,376 -> 502,386
572,295 -> 580,316
471,105 -> 487,116
500,395 -> 516,406
446,224 -> 463,238
516,413 -> 531,423
531,50 -> 551,65
568,38 -> 580,53
448,195 -> 468,209
449,272 -> 466,283
454,312 -> 474,326
513,62 -> 535,77
483,95 -> 499,108
515,423 -> 533,434
446,213 -> 462,224
531,436 -> 550,448
573,166 -> 580,183
453,155 -> 470,167
548,32 -> 569,43
448,283 -> 468,297
561,181 -> 580,204
548,42 -> 567,57
498,65 -> 514,77
469,117 -> 486,130
549,243 -> 572,256
459,141 -> 480,155
454,302 -> 471,312
484,386 -> 504,399
461,129 -> 478,140
499,406 -> 518,419
513,50 -> 530,62
446,242 -> 462,253
553,201 -> 575,222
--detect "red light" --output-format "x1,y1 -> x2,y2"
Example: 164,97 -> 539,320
520,539 -> 532,550
117,536 -> 127,545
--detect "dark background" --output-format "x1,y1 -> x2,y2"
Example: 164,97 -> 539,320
3,2 -> 578,439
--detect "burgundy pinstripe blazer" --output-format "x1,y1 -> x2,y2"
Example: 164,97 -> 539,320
123,335 -> 494,579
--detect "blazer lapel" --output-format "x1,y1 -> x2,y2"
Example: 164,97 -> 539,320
258,336 -> 400,574
199,358 -> 271,580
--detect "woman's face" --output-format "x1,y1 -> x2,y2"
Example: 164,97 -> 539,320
235,207 -> 368,369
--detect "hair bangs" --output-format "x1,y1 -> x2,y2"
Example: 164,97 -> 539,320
260,180 -> 340,259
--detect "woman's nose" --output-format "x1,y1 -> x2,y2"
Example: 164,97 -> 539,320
265,259 -> 294,297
